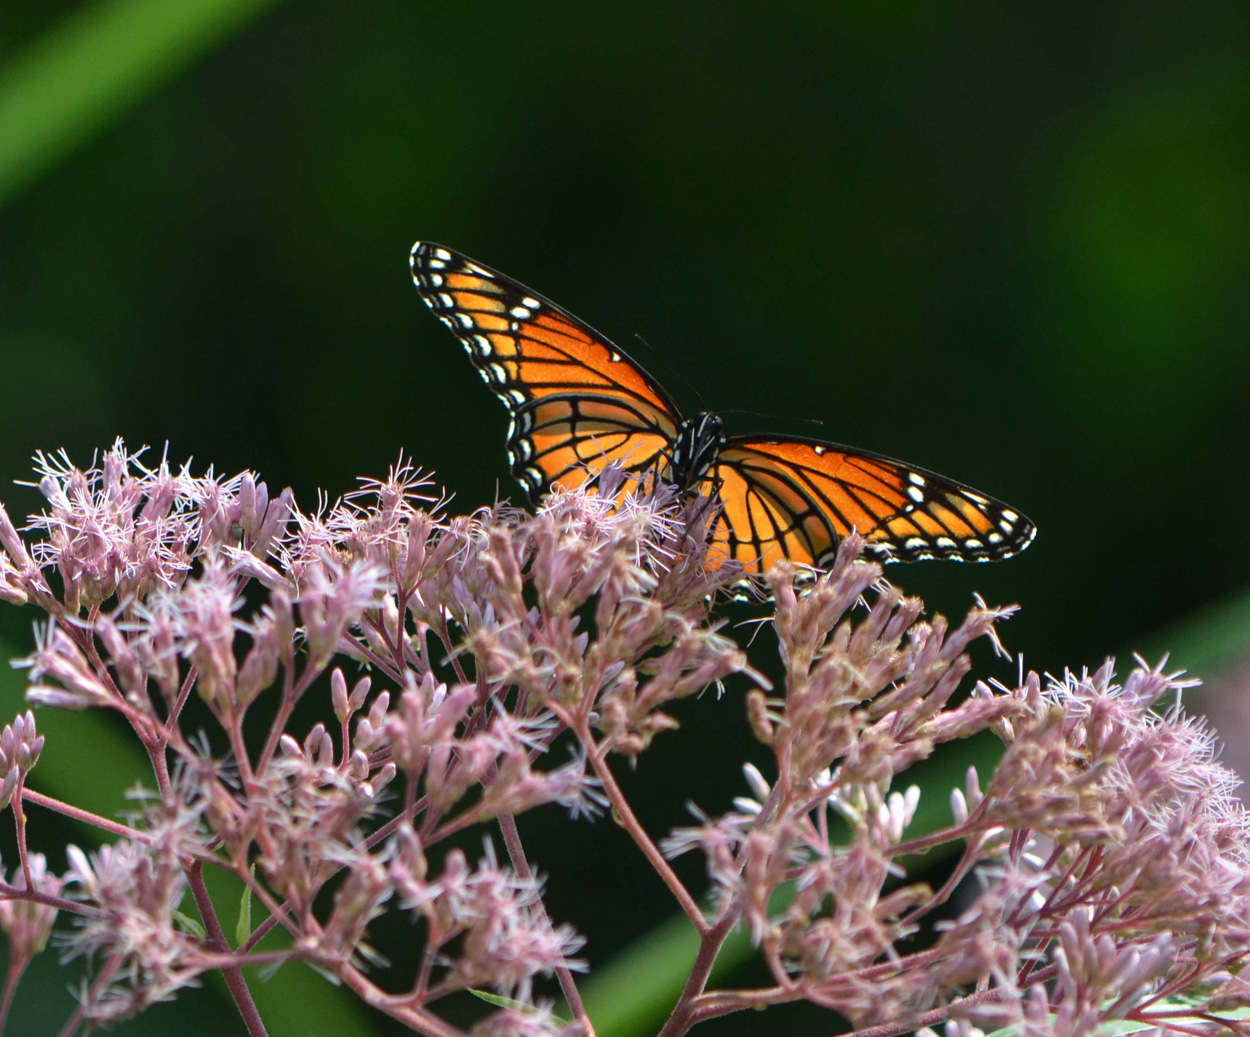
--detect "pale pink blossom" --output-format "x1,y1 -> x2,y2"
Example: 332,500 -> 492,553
0,444 -> 1239,1037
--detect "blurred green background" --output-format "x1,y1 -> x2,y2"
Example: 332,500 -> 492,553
1,1 -> 1249,1034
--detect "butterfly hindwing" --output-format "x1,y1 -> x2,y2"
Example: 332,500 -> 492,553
511,394 -> 676,500
410,242 -> 682,500
709,437 -> 1035,573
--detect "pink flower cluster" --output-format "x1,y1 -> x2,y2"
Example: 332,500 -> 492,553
0,440 -> 1242,1037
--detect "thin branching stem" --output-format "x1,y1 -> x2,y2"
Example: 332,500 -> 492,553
583,732 -> 707,934
185,861 -> 267,1037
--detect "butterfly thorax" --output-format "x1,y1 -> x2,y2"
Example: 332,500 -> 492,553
666,412 -> 724,492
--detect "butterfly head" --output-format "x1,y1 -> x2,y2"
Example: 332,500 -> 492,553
667,412 -> 725,493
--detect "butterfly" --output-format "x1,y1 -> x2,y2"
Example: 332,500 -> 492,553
410,242 -> 1035,576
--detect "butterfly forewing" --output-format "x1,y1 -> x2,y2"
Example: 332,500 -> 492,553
411,243 -> 683,500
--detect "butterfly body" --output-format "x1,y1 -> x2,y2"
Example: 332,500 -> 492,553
410,241 -> 1035,575
668,412 -> 725,492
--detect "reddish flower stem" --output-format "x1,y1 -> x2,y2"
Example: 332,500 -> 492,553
655,911 -> 739,1037
10,783 -> 32,893
55,951 -> 122,1037
185,860 -> 267,1037
583,734 -> 706,932
20,789 -> 145,842
338,966 -> 466,1037
497,811 -> 596,1037
0,953 -> 25,1036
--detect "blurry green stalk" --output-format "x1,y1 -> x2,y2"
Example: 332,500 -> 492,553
0,0 -> 283,207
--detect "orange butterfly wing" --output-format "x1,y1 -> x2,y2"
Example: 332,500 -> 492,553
708,437 -> 1035,574
410,242 -> 682,501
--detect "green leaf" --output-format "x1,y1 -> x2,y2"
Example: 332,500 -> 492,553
235,866 -> 254,950
0,0 -> 285,208
172,909 -> 207,940
467,988 -> 568,1020
467,989 -> 519,1010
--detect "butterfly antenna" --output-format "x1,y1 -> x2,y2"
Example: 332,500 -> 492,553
720,408 -> 825,431
632,333 -> 708,410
